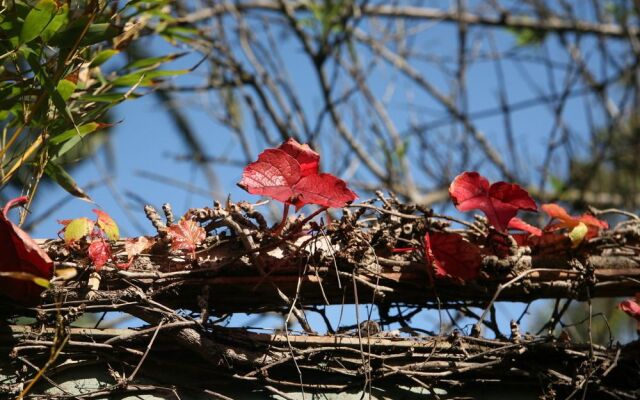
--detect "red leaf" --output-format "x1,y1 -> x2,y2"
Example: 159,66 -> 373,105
238,148 -> 300,204
541,203 -> 608,239
239,139 -> 357,210
291,173 -> 358,210
619,294 -> 640,325
278,138 -> 319,177
88,239 -> 111,270
449,171 -> 537,232
0,198 -> 53,304
508,217 -> 542,236
526,232 -> 572,255
425,232 -> 482,281
168,219 -> 205,254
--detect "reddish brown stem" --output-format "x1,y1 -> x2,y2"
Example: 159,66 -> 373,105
2,196 -> 29,216
271,203 -> 291,235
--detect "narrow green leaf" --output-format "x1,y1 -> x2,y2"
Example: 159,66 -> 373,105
125,52 -> 188,70
23,50 -> 74,125
20,0 -> 57,44
90,49 -> 119,67
49,21 -> 120,48
79,93 -> 136,103
44,161 -> 93,202
110,69 -> 189,87
50,122 -> 101,146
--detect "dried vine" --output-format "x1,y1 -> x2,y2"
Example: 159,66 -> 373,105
3,192 -> 640,398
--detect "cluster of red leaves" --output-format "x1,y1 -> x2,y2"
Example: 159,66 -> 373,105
449,171 -> 537,232
60,212 -> 205,270
60,209 -> 121,271
425,171 -> 608,282
238,138 -> 357,210
0,197 -> 53,304
541,203 -> 608,238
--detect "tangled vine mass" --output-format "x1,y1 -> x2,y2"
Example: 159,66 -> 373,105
1,141 -> 640,399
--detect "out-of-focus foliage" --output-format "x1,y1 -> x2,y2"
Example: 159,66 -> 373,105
568,117 -> 640,211
0,0 -> 195,206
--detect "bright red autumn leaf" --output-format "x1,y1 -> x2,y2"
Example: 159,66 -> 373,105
424,232 -> 482,281
278,138 -> 319,177
292,173 -> 359,209
238,139 -> 357,210
167,219 -> 206,254
0,197 -> 53,304
88,239 -> 112,270
449,171 -> 537,232
541,203 -> 607,239
238,148 -> 301,204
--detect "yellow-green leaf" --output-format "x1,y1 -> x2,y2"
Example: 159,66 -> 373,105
63,217 -> 95,243
569,222 -> 588,246
50,122 -> 101,145
0,271 -> 51,288
56,78 -> 76,102
20,0 -> 58,44
93,209 -> 120,241
111,69 -> 189,87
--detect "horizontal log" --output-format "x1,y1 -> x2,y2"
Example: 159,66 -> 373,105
3,324 -> 637,398
37,251 -> 640,313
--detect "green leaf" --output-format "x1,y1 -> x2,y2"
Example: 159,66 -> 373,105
40,3 -> 68,42
79,93 -> 138,103
62,217 -> 95,243
110,69 -> 189,87
23,49 -> 74,125
49,21 -> 120,48
90,49 -> 120,67
50,122 -> 102,146
56,78 -> 76,102
569,222 -> 588,246
125,52 -> 188,70
45,161 -> 93,202
20,0 -> 57,44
